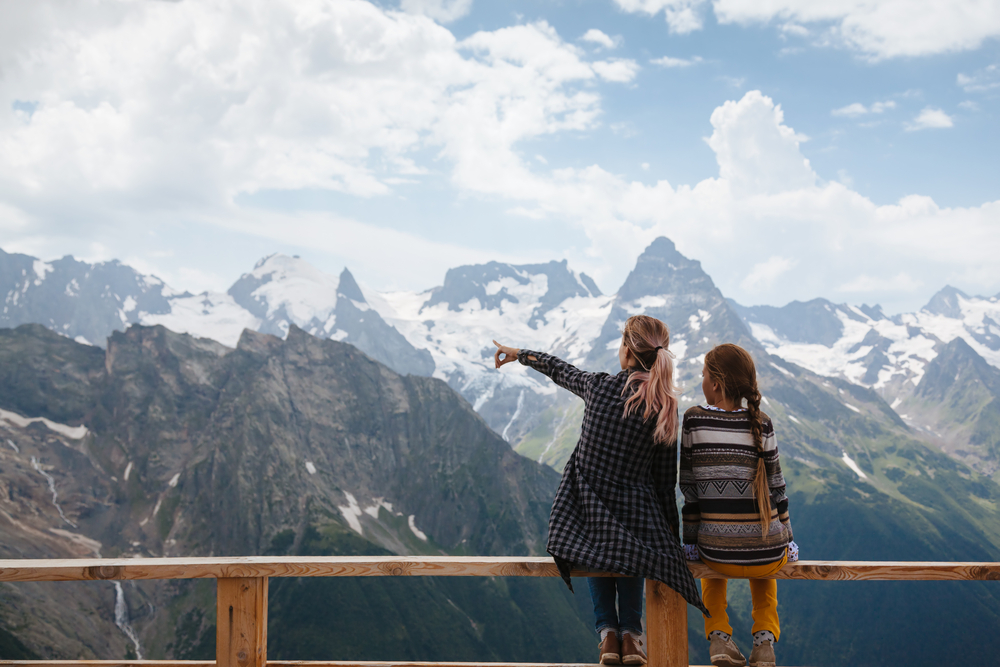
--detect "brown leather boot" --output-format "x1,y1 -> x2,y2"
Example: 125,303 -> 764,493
748,640 -> 775,667
621,632 -> 647,665
599,632 -> 621,665
709,634 -> 746,667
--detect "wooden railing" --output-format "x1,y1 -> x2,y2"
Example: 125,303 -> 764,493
0,556 -> 997,667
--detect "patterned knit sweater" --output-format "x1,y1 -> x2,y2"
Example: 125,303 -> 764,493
680,405 -> 793,565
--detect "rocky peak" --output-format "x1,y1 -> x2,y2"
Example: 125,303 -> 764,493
922,286 -> 970,318
423,259 -> 599,319
337,268 -> 366,303
916,337 -> 1000,401
616,237 -> 721,303
729,297 -> 846,346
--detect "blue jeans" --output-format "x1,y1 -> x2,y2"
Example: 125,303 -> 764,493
588,576 -> 644,636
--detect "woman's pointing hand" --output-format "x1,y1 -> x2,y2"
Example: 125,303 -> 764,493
493,340 -> 520,369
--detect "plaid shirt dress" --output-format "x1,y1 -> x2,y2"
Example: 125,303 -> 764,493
518,350 -> 707,614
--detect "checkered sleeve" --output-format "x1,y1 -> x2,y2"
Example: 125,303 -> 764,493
764,423 -> 793,541
517,350 -> 595,400
650,439 -> 680,542
679,417 -> 700,546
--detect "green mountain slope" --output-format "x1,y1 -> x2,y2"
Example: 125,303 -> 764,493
0,323 -> 595,661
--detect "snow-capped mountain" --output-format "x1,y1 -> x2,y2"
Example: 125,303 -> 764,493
0,250 -> 432,377
7,239 -> 1000,479
731,287 -> 1000,398
368,260 -> 611,443
731,287 -> 1000,477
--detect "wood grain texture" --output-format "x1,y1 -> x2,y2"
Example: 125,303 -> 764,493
0,663 -> 718,667
688,560 -> 1000,581
217,578 -> 267,667
645,580 -> 688,667
0,557 -> 996,582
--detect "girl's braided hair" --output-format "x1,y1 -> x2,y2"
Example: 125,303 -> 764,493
704,343 -> 771,536
621,315 -> 678,444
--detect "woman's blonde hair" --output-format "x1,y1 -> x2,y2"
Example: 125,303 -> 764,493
704,343 -> 771,536
621,315 -> 678,444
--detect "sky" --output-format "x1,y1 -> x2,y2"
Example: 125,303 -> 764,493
0,0 -> 998,314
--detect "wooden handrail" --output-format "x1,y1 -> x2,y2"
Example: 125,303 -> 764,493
0,557 -> 996,667
0,556 -> 997,582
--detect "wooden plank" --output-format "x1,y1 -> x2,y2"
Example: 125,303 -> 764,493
689,561 -> 1000,581
0,663 -> 718,667
645,580 -> 688,667
0,557 -> 996,582
217,578 -> 267,667
0,663 -> 215,667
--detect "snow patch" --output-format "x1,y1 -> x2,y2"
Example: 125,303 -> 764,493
168,473 -> 180,488
363,497 -> 394,519
6,439 -> 19,453
141,291 -> 259,348
305,461 -> 317,475
844,403 -> 861,413
769,362 -> 794,378
0,408 -> 88,439
841,453 -> 868,480
787,414 -> 801,424
337,492 -> 364,535
122,296 -> 137,313
32,260 -> 53,284
408,515 -> 428,541
124,462 -> 133,481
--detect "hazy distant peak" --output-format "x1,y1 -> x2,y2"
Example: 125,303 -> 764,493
337,268 -> 366,303
423,258 -> 599,319
922,285 -> 971,318
617,236 -> 719,302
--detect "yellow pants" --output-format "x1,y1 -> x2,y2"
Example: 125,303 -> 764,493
700,553 -> 787,640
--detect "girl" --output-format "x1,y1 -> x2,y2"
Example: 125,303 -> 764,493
680,344 -> 797,667
494,315 -> 706,665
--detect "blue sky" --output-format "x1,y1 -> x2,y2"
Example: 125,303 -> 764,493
0,0 -> 997,313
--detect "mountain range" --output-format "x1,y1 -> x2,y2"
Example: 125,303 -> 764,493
2,240 -> 1000,665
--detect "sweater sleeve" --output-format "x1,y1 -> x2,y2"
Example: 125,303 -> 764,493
763,423 -> 793,542
517,349 -> 596,400
679,415 -> 701,546
650,437 -> 680,542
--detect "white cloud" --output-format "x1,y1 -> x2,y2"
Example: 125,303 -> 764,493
741,256 -> 797,292
905,107 -> 954,131
399,0 -> 473,23
957,63 -> 1000,92
614,0 -> 1000,58
831,100 -> 895,117
580,29 -> 620,49
831,103 -> 868,118
650,55 -> 703,68
705,91 -> 815,196
838,272 -> 922,293
612,0 -> 707,34
2,1 -> 999,312
958,100 -> 980,111
592,58 -> 641,82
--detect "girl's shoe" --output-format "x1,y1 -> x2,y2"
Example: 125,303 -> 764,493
621,632 -> 647,665
598,632 -> 621,664
748,641 -> 775,667
709,635 -> 746,667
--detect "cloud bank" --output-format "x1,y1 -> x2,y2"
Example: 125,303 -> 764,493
0,0 -> 997,312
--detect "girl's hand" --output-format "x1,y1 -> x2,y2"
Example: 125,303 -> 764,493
787,541 -> 799,562
683,544 -> 700,561
493,340 -> 520,369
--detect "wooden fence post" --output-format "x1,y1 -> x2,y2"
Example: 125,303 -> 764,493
217,577 -> 268,667
645,579 -> 688,667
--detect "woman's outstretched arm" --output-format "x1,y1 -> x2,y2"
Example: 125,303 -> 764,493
493,340 -> 596,400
